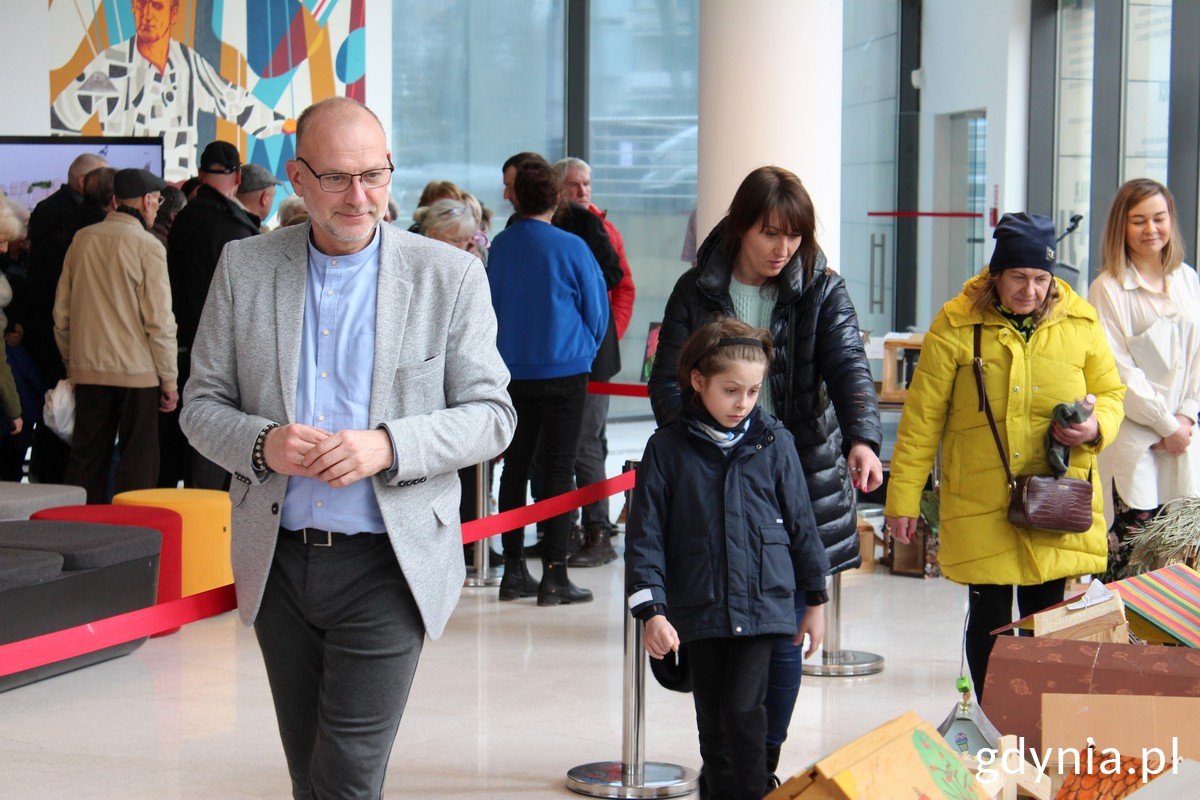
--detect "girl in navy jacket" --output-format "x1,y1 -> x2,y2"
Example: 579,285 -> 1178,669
626,318 -> 830,800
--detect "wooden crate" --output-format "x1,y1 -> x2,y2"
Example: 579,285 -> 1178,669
879,335 -> 924,403
856,516 -> 879,569
886,516 -> 940,578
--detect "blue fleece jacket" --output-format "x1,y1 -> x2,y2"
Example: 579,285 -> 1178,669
488,218 -> 608,380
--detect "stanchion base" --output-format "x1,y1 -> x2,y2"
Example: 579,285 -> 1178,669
566,761 -> 698,798
802,649 -> 885,677
463,567 -> 502,587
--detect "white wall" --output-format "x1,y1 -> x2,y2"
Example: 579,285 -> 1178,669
915,0 -> 1031,325
0,11 -> 50,134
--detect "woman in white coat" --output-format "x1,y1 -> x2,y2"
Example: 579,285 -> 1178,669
1089,178 -> 1200,580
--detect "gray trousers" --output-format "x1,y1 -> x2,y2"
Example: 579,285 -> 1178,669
573,391 -> 611,527
255,533 -> 425,800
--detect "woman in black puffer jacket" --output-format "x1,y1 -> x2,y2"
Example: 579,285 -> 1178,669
648,166 -> 882,783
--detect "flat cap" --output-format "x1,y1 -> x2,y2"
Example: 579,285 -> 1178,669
238,163 -> 283,194
113,168 -> 167,199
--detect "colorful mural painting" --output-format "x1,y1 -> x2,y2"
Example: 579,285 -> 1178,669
48,0 -> 366,183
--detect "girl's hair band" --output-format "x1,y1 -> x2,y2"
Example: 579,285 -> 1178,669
715,337 -> 769,352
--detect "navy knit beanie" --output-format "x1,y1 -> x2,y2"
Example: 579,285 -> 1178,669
988,212 -> 1057,274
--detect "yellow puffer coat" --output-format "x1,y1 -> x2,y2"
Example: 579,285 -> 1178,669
885,276 -> 1126,586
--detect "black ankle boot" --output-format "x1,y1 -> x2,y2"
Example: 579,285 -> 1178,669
766,745 -> 782,789
498,556 -> 538,601
568,523 -> 619,568
537,560 -> 593,605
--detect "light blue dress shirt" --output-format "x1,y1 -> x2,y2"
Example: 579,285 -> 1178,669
280,228 -> 386,534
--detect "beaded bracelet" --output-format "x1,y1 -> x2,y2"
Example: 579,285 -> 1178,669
252,423 -> 281,473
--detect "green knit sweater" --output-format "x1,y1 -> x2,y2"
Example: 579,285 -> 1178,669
728,278 -> 778,415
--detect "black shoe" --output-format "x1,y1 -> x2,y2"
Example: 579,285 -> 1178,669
537,560 -> 593,605
766,745 -> 782,790
568,523 -> 584,556
568,523 -> 619,567
498,556 -> 538,601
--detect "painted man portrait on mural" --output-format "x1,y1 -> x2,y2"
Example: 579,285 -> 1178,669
49,0 -> 366,183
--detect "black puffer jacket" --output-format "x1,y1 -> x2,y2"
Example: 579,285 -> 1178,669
648,221 -> 882,573
625,409 -> 830,643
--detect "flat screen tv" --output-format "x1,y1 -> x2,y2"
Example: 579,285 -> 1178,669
0,136 -> 165,215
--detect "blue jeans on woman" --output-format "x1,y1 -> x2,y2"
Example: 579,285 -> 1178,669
764,604 -> 804,748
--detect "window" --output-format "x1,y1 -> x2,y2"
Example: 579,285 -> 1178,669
390,1 -> 565,230
840,0 -> 899,339
587,0 -> 699,393
1121,0 -> 1171,183
1053,0 -> 1095,283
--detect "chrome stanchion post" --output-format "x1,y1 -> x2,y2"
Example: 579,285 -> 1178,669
567,460 -> 697,798
802,571 -> 885,677
464,460 -> 502,588
566,609 -> 698,798
621,607 -> 646,786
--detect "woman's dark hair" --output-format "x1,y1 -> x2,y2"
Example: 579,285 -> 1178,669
677,318 -> 773,390
723,166 -> 819,274
503,152 -> 548,173
513,162 -> 558,216
158,185 -> 187,221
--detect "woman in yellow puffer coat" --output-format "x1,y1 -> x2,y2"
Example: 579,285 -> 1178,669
884,213 -> 1125,699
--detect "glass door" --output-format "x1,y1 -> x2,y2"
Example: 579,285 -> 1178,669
840,0 -> 900,340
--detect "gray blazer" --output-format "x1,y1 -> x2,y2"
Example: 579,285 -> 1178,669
180,223 -> 516,639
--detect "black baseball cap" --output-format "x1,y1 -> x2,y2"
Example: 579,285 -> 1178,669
199,141 -> 241,174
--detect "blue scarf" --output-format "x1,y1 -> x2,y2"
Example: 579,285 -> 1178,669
683,404 -> 756,453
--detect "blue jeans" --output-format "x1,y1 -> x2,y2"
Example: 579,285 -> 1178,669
764,605 -> 804,748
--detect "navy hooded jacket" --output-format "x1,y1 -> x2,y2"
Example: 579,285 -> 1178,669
625,408 -> 830,643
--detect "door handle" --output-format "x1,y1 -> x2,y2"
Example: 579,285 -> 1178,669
869,233 -> 886,313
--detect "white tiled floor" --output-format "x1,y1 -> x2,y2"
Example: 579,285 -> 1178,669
0,420 -> 971,799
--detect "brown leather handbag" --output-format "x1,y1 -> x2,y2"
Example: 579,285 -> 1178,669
972,325 -> 1093,534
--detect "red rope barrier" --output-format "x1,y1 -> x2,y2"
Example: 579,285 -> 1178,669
0,470 -> 639,677
0,584 -> 238,679
588,381 -> 650,398
461,469 -> 636,544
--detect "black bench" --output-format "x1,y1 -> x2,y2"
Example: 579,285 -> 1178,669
0,520 -> 161,692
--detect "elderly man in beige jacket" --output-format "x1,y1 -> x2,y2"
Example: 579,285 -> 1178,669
54,167 -> 178,502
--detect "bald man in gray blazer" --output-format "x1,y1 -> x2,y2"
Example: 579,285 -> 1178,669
181,98 -> 515,799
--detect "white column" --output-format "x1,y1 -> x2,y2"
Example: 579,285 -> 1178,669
698,0 -> 844,271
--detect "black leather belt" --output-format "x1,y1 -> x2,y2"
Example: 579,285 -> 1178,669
279,527 -> 383,547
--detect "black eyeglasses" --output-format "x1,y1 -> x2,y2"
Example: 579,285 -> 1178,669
295,156 -> 394,193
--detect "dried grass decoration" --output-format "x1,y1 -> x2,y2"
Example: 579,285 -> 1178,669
1124,495 -> 1200,578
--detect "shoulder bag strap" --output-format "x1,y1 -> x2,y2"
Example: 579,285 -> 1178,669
973,324 -> 1017,491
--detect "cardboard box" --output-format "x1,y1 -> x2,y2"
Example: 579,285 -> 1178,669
769,710 -> 990,799
982,638 -> 1200,752
1041,694 -> 1200,769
